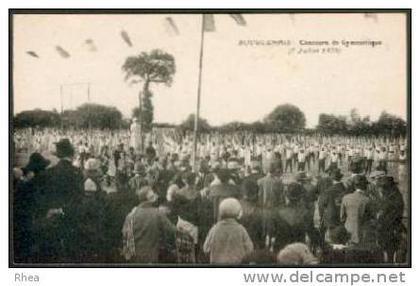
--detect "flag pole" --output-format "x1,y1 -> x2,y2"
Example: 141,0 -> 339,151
87,82 -> 92,133
60,84 -> 64,130
192,14 -> 205,172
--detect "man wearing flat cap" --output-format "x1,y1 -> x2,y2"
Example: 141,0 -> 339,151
34,138 -> 84,263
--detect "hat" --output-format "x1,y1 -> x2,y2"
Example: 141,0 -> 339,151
84,158 -> 101,171
353,175 -> 369,189
369,170 -> 386,179
25,152 -> 50,173
199,160 -> 209,173
216,168 -> 231,184
136,186 -> 156,203
286,182 -> 303,202
295,172 -> 309,182
134,162 -> 146,175
349,158 -> 363,174
219,198 -> 242,220
329,168 -> 343,181
54,138 -> 75,158
277,243 -> 318,265
376,176 -> 397,188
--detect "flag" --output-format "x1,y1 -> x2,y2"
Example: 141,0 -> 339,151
55,46 -> 70,58
229,14 -> 246,26
165,17 -> 180,35
289,14 -> 296,24
203,14 -> 216,32
364,13 -> 378,22
120,30 -> 133,47
85,38 -> 97,52
26,51 -> 39,58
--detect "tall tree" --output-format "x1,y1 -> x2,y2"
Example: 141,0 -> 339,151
14,109 -> 61,128
180,113 -> 211,132
374,111 -> 407,137
122,49 -> 176,132
317,113 -> 348,134
67,103 -> 123,129
264,104 -> 306,132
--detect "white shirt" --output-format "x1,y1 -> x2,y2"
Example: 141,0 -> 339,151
298,152 -> 306,162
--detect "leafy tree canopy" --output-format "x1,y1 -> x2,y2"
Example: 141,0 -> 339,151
263,104 -> 306,132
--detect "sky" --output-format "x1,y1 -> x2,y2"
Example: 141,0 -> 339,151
13,13 -> 407,127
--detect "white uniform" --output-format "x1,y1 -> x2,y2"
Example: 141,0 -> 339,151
130,121 -> 142,152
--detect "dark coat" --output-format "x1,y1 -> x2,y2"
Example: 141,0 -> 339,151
155,169 -> 176,203
377,188 -> 404,250
241,172 -> 264,202
196,172 -> 215,190
171,188 -> 201,226
208,183 -> 241,224
318,182 -> 348,228
239,200 -> 265,250
74,189 -> 107,262
13,174 -> 45,263
272,204 -> 312,252
36,159 -> 84,213
104,189 -> 138,261
33,159 -> 84,262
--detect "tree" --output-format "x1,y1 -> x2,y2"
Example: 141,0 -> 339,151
122,49 -> 176,132
264,104 -> 306,132
61,109 -> 80,129
77,103 -> 123,129
317,113 -> 348,134
14,109 -> 60,128
180,114 -> 211,132
374,111 -> 407,137
61,103 -> 123,130
219,121 -> 250,133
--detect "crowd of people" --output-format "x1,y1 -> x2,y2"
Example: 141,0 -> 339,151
12,127 -> 408,265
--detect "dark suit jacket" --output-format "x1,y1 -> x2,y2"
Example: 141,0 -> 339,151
209,183 -> 241,224
377,188 -> 404,248
33,159 -> 84,262
318,182 -> 348,228
273,205 -> 311,252
36,159 -> 84,215
241,172 -> 264,201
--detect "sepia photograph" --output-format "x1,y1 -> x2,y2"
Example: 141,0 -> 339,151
10,9 -> 411,267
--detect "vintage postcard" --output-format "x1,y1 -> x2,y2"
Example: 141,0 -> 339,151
10,10 -> 410,267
